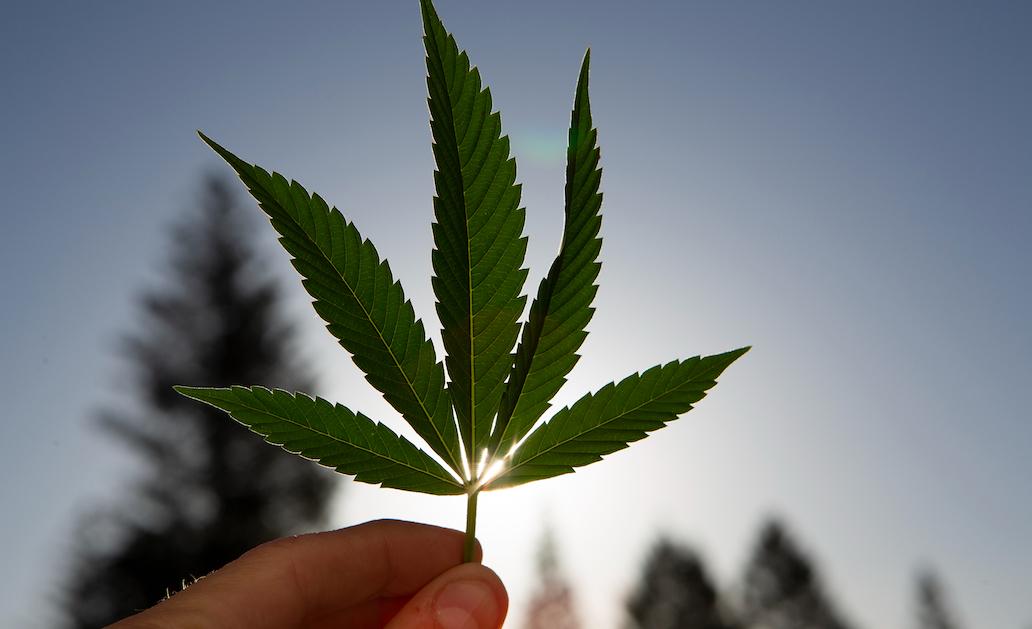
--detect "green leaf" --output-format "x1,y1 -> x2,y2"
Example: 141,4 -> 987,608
174,386 -> 463,495
197,133 -> 464,477
489,347 -> 750,488
492,50 -> 603,456
422,0 -> 529,466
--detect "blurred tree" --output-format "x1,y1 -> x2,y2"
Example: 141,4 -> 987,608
915,569 -> 963,629
626,537 -> 739,629
738,519 -> 852,629
60,175 -> 337,628
524,527 -> 583,629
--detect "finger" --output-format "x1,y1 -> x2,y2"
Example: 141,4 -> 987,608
303,593 -> 411,629
384,562 -> 507,629
110,519 -> 482,629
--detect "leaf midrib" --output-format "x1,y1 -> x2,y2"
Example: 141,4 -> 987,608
427,23 -> 478,472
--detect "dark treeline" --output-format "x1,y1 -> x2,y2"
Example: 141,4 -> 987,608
60,175 -> 338,628
525,519 -> 971,629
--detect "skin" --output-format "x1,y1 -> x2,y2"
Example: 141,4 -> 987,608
110,520 -> 508,629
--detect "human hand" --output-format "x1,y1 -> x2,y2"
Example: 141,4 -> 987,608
109,519 -> 507,629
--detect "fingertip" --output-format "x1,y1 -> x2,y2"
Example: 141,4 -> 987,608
386,563 -> 508,629
434,580 -> 502,629
458,563 -> 508,613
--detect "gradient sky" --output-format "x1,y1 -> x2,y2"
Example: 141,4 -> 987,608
2,1 -> 1030,627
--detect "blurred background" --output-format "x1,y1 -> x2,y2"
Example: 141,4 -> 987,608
2,1 -> 1030,627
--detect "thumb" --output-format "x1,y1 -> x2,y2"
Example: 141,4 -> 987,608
385,562 -> 507,629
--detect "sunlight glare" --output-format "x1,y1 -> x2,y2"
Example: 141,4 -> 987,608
476,447 -> 489,478
478,457 -> 508,488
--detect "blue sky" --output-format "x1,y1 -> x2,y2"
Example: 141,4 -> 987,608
1,1 -> 1030,627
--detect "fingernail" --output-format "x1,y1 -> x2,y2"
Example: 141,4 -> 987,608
434,579 -> 500,629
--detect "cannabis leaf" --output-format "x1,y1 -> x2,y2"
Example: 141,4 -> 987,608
491,49 -> 603,458
177,0 -> 749,562
174,386 -> 463,495
490,349 -> 749,488
423,0 -> 529,468
195,133 -> 463,477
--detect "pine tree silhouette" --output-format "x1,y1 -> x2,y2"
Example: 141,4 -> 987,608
626,537 -> 739,629
739,519 -> 852,629
524,527 -> 583,629
915,570 -> 963,629
60,175 -> 337,628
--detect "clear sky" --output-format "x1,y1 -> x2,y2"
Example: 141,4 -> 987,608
2,1 -> 1030,627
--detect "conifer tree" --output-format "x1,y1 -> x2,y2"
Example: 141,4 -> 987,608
915,570 -> 963,629
524,527 -> 583,629
626,538 -> 739,629
60,175 -> 337,628
739,520 -> 852,629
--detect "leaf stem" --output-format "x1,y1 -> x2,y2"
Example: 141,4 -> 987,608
463,489 -> 479,562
